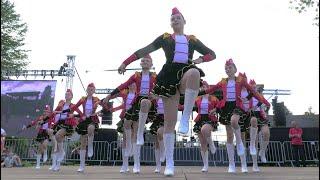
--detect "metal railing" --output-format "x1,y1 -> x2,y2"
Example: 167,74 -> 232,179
4,139 -> 318,166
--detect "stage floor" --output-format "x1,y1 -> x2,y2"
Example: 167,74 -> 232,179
1,166 -> 319,180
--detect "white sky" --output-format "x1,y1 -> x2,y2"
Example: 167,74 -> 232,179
10,0 -> 319,123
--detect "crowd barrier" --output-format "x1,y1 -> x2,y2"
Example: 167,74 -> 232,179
4,139 -> 319,167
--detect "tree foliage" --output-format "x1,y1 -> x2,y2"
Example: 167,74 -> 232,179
1,0 -> 29,79
290,0 -> 319,26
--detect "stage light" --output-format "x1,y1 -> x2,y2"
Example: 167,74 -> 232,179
15,70 -> 20,79
50,70 -> 54,79
22,70 -> 28,79
42,70 -> 46,79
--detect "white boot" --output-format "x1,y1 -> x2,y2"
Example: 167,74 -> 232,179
125,128 -> 132,157
163,133 -> 175,176
226,143 -> 236,173
49,153 -> 57,170
252,155 -> 260,172
259,133 -> 269,163
178,89 -> 198,134
43,149 -> 48,163
154,149 -> 161,173
36,154 -> 41,169
136,112 -> 148,145
240,150 -> 248,173
120,148 -> 129,173
77,150 -> 86,172
132,144 -> 141,174
87,135 -> 94,158
159,139 -> 165,162
53,160 -> 61,171
233,128 -> 245,156
129,143 -> 134,157
206,137 -> 216,155
57,142 -> 65,162
51,135 -> 58,153
249,127 -> 258,155
201,150 -> 208,172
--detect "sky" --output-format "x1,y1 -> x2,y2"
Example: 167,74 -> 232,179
9,0 -> 319,133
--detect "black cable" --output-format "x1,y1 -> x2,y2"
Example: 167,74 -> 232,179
74,66 -> 87,94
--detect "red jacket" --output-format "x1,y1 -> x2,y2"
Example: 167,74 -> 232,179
249,95 -> 269,120
117,72 -> 157,96
110,89 -> 138,119
70,96 -> 103,123
53,100 -> 82,126
194,95 -> 219,123
27,114 -> 55,132
205,75 -> 270,111
289,127 -> 303,145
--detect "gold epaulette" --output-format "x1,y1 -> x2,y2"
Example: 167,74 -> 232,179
163,32 -> 171,39
188,35 -> 197,42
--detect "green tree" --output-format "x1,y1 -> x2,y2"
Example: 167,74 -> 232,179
289,0 -> 319,26
1,0 -> 29,80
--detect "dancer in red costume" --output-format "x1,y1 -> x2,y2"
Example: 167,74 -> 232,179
60,83 -> 105,172
105,55 -> 157,173
22,105 -> 55,169
114,7 -> 216,176
192,80 -> 219,172
49,89 -> 82,171
200,59 -> 270,173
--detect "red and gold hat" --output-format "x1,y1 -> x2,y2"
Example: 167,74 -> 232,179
249,79 -> 256,85
225,58 -> 235,66
172,7 -> 184,19
66,89 -> 73,96
87,83 -> 95,88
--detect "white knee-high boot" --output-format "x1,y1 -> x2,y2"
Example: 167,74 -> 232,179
249,127 -> 258,155
136,112 -> 148,145
178,89 -> 198,134
77,150 -> 86,172
87,135 -> 94,158
125,128 -> 132,156
201,150 -> 208,172
206,137 -> 216,155
49,153 -> 57,170
43,148 -> 48,163
120,148 -> 129,173
154,149 -> 161,173
163,133 -> 175,176
240,149 -> 248,173
57,142 -> 65,162
252,155 -> 260,172
132,143 -> 141,174
36,154 -> 41,169
159,139 -> 165,162
259,131 -> 269,163
233,128 -> 245,156
226,143 -> 236,173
